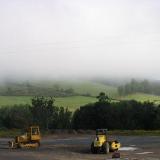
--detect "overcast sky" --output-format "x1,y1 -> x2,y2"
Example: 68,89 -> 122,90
0,0 -> 160,80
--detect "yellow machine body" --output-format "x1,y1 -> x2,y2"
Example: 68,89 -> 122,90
110,141 -> 121,151
94,135 -> 107,147
91,129 -> 121,154
9,126 -> 41,149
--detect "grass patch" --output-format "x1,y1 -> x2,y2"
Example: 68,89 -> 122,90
0,96 -> 32,106
66,81 -> 118,97
120,93 -> 160,104
30,80 -> 118,97
0,96 -> 97,111
0,93 -> 160,111
55,96 -> 97,111
0,80 -> 118,97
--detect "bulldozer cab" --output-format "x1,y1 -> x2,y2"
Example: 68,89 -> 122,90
28,126 -> 40,141
96,129 -> 107,135
31,126 -> 40,135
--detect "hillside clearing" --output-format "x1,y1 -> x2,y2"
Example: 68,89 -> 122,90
0,93 -> 160,111
120,93 -> 160,104
0,80 -> 118,98
0,96 -> 97,110
31,80 -> 118,97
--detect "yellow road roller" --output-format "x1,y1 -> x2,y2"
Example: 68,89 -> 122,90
91,129 -> 121,154
9,126 -> 41,149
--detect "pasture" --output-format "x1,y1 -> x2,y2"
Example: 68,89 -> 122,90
0,96 -> 97,110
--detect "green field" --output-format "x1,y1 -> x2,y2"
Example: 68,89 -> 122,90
0,96 -> 31,106
55,96 -> 97,110
0,80 -> 118,110
120,93 -> 160,104
0,93 -> 159,111
33,80 -> 118,97
57,81 -> 118,97
0,96 -> 97,111
0,79 -> 160,111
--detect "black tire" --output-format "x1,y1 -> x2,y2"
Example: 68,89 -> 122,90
91,142 -> 97,154
103,142 -> 109,154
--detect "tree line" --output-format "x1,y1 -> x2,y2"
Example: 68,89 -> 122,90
0,94 -> 160,130
72,92 -> 160,130
0,82 -> 76,97
118,79 -> 160,96
0,97 -> 72,130
72,100 -> 160,130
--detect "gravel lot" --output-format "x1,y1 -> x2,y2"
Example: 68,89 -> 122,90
0,135 -> 160,160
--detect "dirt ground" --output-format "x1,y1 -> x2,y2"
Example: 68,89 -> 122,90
0,135 -> 160,160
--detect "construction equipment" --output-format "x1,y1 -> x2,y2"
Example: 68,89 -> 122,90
9,126 -> 41,149
91,129 -> 121,154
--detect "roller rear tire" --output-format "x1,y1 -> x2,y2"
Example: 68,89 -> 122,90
103,142 -> 109,154
91,142 -> 97,154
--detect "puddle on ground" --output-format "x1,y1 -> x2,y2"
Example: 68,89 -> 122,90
130,145 -> 136,147
119,147 -> 137,151
136,152 -> 153,155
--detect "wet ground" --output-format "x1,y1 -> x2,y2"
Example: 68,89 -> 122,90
0,135 -> 160,160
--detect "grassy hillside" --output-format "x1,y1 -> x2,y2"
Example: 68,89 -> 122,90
0,80 -> 117,110
0,96 -> 31,106
0,80 -> 118,97
0,96 -> 97,111
1,79 -> 160,111
66,81 -> 117,97
120,93 -> 160,104
33,80 -> 118,97
0,93 -> 159,111
55,96 -> 97,111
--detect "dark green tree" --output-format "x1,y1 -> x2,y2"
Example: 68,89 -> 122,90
0,105 -> 32,129
30,96 -> 56,130
96,92 -> 110,102
57,107 -> 72,129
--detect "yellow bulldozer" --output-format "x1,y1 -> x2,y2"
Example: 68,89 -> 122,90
91,129 -> 121,154
9,126 -> 41,149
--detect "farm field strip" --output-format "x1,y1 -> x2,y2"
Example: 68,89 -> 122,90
0,96 -> 97,110
0,93 -> 160,111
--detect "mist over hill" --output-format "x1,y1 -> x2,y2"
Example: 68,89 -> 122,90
0,0 -> 160,81
0,78 -> 118,97
0,77 -> 160,98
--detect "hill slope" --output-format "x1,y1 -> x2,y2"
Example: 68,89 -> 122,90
56,80 -> 118,97
120,93 -> 160,104
0,96 -> 97,111
0,93 -> 159,111
0,80 -> 118,97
